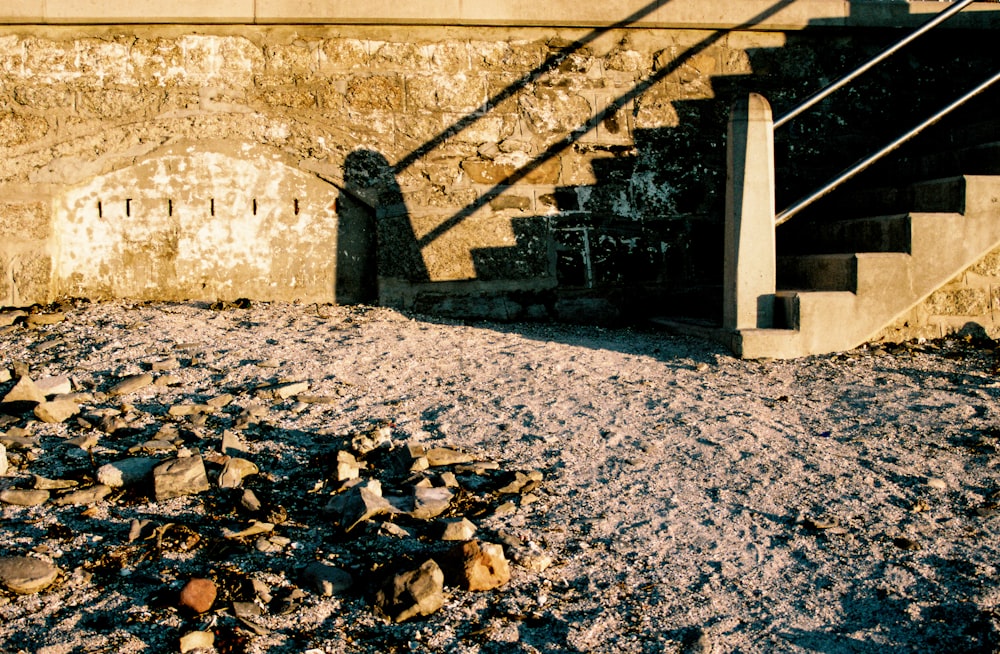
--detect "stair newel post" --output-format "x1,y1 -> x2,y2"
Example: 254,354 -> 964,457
724,92 -> 777,333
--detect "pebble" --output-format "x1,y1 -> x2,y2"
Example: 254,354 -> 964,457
0,309 -> 27,326
326,480 -> 398,532
33,476 -> 77,490
34,376 -> 72,397
178,578 -> 217,613
149,357 -> 180,372
2,376 -> 45,405
33,400 -> 81,424
440,518 -> 477,541
926,477 -> 948,490
0,556 -> 60,594
411,486 -> 454,519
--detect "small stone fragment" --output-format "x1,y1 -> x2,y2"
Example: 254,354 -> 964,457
218,458 -> 259,489
375,559 -> 445,623
0,309 -> 27,327
97,458 -> 159,488
893,537 -> 922,551
179,578 -> 217,614
179,630 -> 215,653
425,447 -> 475,467
0,556 -> 59,594
168,403 -> 215,417
351,425 -> 392,455
440,518 -> 477,541
65,433 -> 100,450
33,400 -> 81,424
240,488 -> 263,513
33,476 -> 77,490
207,393 -> 234,408
221,430 -> 248,456
149,357 -> 180,372
222,520 -> 274,539
153,456 -> 210,501
335,450 -> 361,483
926,477 -> 948,490
108,373 -> 154,396
0,488 -> 49,506
448,541 -> 511,591
256,380 -> 309,400
300,561 -> 354,597
27,312 -> 65,327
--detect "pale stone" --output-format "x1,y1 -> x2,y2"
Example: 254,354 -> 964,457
179,631 -> 215,653
52,484 -> 112,506
0,488 -> 49,506
411,486 -> 454,520
440,518 -> 477,541
335,450 -> 360,482
2,376 -> 45,405
0,556 -> 59,594
425,447 -> 475,467
108,373 -> 154,395
167,403 -> 215,417
325,480 -> 397,532
96,457 -> 159,487
33,400 -> 80,424
34,375 -> 72,397
153,455 -> 210,501
218,458 -> 259,488
222,520 -> 274,539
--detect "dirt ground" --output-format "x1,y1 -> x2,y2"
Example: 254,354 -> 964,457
0,299 -> 998,653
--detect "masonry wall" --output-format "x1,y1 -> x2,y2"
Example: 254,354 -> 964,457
1,4 -> 999,333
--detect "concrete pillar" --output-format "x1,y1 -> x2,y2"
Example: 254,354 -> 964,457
723,93 -> 776,331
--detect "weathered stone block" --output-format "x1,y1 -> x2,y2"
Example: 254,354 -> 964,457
970,248 -> 1000,278
407,73 -> 486,113
319,38 -> 369,70
346,75 -> 404,112
371,41 -> 467,73
0,251 -> 51,306
471,40 -> 545,71
260,87 -> 317,109
0,202 -> 49,240
924,286 -> 990,316
0,112 -> 48,147
130,38 -> 186,85
519,87 -> 592,136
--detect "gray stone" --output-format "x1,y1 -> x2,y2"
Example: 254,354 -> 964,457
221,430 -> 248,456
300,561 -> 354,597
52,484 -> 112,506
107,373 -> 154,395
335,450 -> 361,482
0,556 -> 59,594
325,480 -> 398,532
33,475 -> 77,490
153,455 -> 210,501
375,559 -> 445,623
0,488 -> 49,506
425,447 -> 475,467
218,458 -> 259,489
33,400 -> 80,424
96,457 -> 159,488
411,486 -> 454,520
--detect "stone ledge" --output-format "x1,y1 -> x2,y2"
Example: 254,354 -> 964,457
1,0 -> 998,29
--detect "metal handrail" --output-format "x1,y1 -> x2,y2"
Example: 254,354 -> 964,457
776,69 -> 1000,226
774,0 -> 977,129
773,0 -> 986,224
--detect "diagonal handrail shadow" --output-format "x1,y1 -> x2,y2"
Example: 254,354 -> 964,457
402,0 -> 801,252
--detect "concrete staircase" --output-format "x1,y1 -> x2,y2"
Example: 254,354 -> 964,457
733,173 -> 1000,359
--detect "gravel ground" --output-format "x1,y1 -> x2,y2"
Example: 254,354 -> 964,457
0,299 -> 998,654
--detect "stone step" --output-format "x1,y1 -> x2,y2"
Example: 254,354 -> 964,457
777,252 -> 911,293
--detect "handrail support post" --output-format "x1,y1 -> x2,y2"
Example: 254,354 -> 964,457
724,93 -> 776,332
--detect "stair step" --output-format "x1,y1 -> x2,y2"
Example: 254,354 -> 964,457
777,252 -> 911,292
804,175 -> 1000,221
778,213 -> 913,255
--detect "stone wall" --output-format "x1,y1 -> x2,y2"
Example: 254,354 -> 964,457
1,5 -> 999,334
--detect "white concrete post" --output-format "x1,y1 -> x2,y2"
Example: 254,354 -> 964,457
723,93 -> 776,331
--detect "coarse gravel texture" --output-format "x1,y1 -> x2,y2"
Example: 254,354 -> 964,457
0,299 -> 998,654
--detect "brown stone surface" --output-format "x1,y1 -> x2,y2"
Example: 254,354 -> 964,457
178,578 -> 217,614
447,540 -> 511,591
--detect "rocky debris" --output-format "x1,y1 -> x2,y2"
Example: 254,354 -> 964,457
375,559 -> 446,623
325,480 -> 398,532
34,375 -> 72,397
300,561 -> 354,597
0,309 -> 27,327
26,312 -> 65,327
447,540 -> 511,591
0,556 -> 59,594
52,484 -> 112,507
2,375 -> 45,408
410,486 -> 454,519
153,455 -> 210,501
178,577 -> 217,613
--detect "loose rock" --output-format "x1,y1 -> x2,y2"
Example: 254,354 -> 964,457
300,561 -> 354,597
178,578 -> 217,614
0,556 -> 59,594
153,455 -> 210,501
107,373 -> 154,396
218,458 -> 259,489
448,541 -> 511,591
0,489 -> 50,506
179,630 -> 215,653
375,559 -> 446,623
33,400 -> 80,424
52,484 -> 112,507
96,457 -> 159,488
